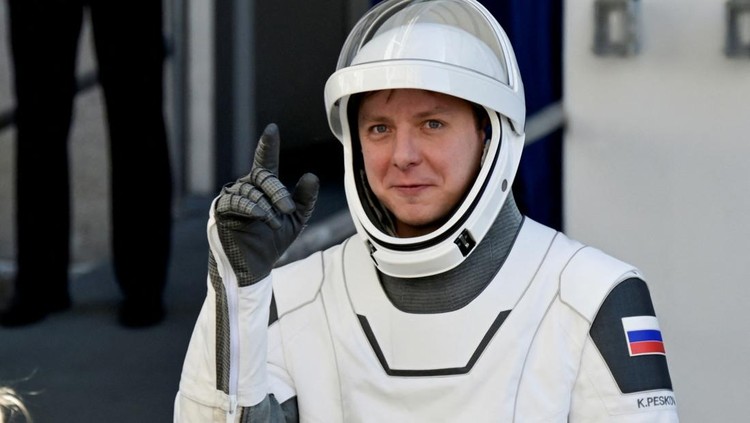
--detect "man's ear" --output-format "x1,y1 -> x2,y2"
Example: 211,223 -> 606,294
471,103 -> 491,141
482,118 -> 492,144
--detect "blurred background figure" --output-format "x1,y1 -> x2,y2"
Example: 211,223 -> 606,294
0,385 -> 31,423
0,0 -> 173,328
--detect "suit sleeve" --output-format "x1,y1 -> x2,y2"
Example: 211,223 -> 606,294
570,278 -> 679,422
173,204 -> 298,422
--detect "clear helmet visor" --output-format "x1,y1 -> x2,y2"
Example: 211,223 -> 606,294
338,0 -> 510,84
326,0 -> 525,140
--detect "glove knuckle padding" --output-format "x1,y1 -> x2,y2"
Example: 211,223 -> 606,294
237,181 -> 256,197
252,167 -> 293,213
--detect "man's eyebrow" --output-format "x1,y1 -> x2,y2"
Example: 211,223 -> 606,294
358,113 -> 391,123
414,105 -> 456,118
359,105 -> 456,122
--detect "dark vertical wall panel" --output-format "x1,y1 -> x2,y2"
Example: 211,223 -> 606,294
214,0 -> 236,188
477,0 -> 564,230
255,0 -> 347,187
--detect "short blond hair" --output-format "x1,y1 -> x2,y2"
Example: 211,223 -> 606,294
0,387 -> 31,423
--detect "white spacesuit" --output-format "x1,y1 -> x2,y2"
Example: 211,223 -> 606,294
174,0 -> 679,421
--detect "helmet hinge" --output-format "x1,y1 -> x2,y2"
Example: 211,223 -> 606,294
454,229 -> 476,257
366,240 -> 379,265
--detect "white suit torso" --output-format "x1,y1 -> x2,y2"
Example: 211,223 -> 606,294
261,218 -> 678,422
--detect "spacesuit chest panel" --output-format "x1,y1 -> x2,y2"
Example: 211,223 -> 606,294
342,219 -> 565,374
298,220 -> 592,421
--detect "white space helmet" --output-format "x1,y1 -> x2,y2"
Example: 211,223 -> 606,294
324,0 -> 526,278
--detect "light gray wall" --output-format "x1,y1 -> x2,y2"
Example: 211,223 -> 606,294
185,0 -> 215,194
564,1 -> 750,421
0,1 -> 14,268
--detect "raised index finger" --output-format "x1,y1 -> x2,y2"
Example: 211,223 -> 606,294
253,123 -> 281,175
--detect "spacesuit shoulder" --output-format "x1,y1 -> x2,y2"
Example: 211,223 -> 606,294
559,243 -> 641,323
271,247 -> 327,318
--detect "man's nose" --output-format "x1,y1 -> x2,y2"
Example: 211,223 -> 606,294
391,129 -> 421,170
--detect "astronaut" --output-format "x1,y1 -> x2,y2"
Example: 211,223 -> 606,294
174,0 -> 679,421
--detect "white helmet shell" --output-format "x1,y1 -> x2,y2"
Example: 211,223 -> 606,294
324,0 -> 526,278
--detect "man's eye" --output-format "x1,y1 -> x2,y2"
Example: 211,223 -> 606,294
372,124 -> 387,134
426,120 -> 443,129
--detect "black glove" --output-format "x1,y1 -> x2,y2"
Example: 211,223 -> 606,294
213,123 -> 319,286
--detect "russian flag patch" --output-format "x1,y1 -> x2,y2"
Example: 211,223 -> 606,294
622,315 -> 666,357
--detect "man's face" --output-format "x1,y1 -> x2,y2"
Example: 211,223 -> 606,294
358,89 -> 485,238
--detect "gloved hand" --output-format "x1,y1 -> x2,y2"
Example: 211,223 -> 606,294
213,123 -> 320,286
